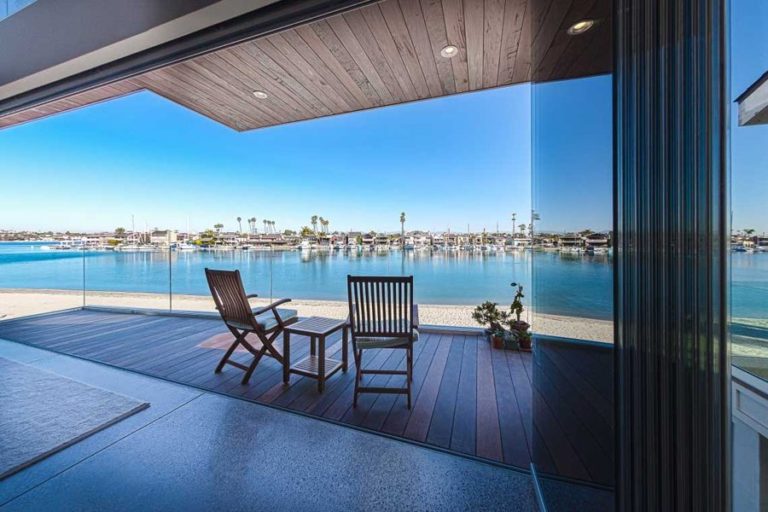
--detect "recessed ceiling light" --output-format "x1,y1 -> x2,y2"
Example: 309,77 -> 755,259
440,45 -> 459,58
252,91 -> 268,99
567,19 -> 595,35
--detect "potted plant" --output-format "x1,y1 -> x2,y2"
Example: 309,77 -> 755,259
514,328 -> 532,351
506,283 -> 533,351
489,327 -> 505,349
502,329 -> 520,350
474,284 -> 533,350
471,301 -> 503,338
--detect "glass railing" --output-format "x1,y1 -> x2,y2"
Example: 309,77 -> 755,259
0,241 -> 84,317
1,238 -> 543,330
84,246 -> 171,311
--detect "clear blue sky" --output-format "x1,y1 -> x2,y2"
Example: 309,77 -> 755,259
732,0 -> 768,234
0,85 -> 533,234
0,1 -> 764,235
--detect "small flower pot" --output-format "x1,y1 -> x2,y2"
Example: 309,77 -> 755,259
491,335 -> 505,349
502,334 -> 520,350
510,320 -> 530,332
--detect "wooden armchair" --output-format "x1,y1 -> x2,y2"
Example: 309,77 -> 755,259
205,268 -> 298,384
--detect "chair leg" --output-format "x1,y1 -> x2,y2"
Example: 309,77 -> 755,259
406,347 -> 412,409
242,345 -> 268,385
353,349 -> 362,407
407,348 -> 413,382
216,331 -> 245,373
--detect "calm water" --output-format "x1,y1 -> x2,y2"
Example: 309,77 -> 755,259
1,242 -> 766,321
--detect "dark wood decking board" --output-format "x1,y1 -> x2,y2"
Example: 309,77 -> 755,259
0,309 -> 534,468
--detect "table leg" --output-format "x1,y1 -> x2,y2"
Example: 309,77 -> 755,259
342,326 -> 348,372
318,335 -> 326,393
310,335 -> 316,356
283,330 -> 290,384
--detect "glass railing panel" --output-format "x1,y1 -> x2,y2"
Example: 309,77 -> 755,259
0,240 -> 84,319
83,242 -> 171,311
169,243 -> 274,314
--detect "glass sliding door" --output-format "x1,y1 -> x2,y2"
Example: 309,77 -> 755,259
730,1 -> 768,510
529,0 -> 615,508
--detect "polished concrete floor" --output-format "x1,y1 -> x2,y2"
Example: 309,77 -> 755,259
0,338 -> 537,511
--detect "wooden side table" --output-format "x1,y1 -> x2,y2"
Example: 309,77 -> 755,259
283,317 -> 348,392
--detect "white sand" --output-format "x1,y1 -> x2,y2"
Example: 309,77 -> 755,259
0,289 -> 614,343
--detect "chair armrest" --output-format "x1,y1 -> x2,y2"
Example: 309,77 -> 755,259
412,304 -> 420,329
252,298 -> 292,316
246,293 -> 259,299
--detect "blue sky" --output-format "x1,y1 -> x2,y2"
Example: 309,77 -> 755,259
731,0 -> 768,234
0,85 -> 532,234
0,1 -> 765,235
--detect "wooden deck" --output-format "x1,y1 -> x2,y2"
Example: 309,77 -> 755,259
0,309 -> 534,468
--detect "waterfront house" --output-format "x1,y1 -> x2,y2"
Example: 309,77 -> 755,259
584,232 -> 611,252
558,233 -> 584,252
361,233 -> 375,249
150,229 -> 178,246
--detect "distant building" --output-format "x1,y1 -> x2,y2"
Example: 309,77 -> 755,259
150,230 -> 178,245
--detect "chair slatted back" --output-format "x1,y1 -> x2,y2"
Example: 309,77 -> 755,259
347,275 -> 414,338
205,268 -> 255,330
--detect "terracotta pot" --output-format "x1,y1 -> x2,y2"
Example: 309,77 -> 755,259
491,335 -> 505,349
518,335 -> 532,350
511,320 -> 530,332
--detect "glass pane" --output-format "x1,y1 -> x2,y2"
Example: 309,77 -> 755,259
731,0 -> 768,381
83,229 -> 171,311
0,239 -> 84,318
730,2 -> 768,508
529,0 -> 615,508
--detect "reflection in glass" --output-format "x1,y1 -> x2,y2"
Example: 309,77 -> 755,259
730,0 -> 768,381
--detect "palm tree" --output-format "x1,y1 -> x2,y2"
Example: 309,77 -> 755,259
530,210 -> 541,238
236,216 -> 242,234
744,228 -> 756,237
250,217 -> 257,235
114,227 -> 126,238
213,223 -> 223,242
311,215 -> 318,235
518,224 -> 527,236
400,212 -> 406,243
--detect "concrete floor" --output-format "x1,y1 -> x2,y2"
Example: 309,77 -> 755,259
0,339 -> 537,511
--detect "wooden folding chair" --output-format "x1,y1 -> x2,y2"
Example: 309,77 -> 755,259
347,275 -> 419,408
205,268 -> 298,384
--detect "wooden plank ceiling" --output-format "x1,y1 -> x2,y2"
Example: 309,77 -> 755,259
0,0 -> 610,131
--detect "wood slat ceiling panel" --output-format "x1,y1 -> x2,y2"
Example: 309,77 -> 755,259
0,81 -> 142,128
0,0 -> 611,132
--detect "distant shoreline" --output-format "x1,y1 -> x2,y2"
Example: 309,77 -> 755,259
0,288 -> 614,343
